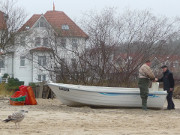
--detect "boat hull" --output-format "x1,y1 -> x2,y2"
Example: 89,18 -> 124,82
48,83 -> 167,108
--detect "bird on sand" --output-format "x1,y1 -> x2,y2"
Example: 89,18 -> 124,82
3,110 -> 28,128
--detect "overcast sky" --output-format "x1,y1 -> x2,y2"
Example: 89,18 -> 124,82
16,0 -> 180,20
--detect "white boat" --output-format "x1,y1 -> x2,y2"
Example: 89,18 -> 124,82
48,83 -> 167,108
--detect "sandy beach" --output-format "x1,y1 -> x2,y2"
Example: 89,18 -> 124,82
0,98 -> 180,135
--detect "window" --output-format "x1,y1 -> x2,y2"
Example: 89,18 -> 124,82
0,59 -> 5,68
165,61 -> 170,67
38,74 -> 46,81
62,24 -> 69,30
35,37 -> 41,46
20,36 -> 25,45
61,38 -> 66,48
43,38 -> 48,46
34,18 -> 47,28
72,39 -> 78,50
38,56 -> 46,66
60,58 -> 65,71
71,58 -> 76,66
39,21 -> 46,27
25,26 -> 30,30
173,61 -> 179,68
42,75 -> 46,81
38,75 -> 41,81
20,56 -> 25,66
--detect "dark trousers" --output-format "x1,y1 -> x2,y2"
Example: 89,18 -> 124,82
138,78 -> 150,109
167,91 -> 175,109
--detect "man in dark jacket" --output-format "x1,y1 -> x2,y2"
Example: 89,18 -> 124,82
155,65 -> 175,110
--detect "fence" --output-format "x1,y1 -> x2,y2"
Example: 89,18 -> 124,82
31,82 -> 55,99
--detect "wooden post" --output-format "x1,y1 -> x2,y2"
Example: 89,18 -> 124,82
38,82 -> 43,98
35,86 -> 40,98
43,85 -> 50,99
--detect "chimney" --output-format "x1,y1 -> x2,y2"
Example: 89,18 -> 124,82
53,2 -> 55,11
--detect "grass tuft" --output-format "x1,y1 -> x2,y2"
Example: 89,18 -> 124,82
0,82 -> 14,97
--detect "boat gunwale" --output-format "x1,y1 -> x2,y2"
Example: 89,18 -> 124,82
48,83 -> 167,95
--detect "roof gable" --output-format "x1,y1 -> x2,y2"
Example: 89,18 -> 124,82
19,10 -> 88,38
18,14 -> 41,31
32,15 -> 51,29
44,11 -> 88,38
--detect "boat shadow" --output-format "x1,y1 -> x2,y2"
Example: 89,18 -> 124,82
89,106 -> 161,110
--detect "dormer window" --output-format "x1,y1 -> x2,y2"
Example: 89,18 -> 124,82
62,24 -> 69,30
25,26 -> 30,30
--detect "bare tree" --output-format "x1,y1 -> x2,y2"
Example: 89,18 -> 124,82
0,0 -> 26,51
16,8 -> 180,86
78,9 -> 180,87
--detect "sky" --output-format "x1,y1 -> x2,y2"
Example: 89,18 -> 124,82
15,0 -> 180,21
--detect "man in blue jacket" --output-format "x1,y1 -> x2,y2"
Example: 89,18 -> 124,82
155,65 -> 175,110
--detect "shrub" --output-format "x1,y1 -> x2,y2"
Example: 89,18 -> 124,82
29,82 -> 37,87
6,77 -> 24,90
2,73 -> 9,78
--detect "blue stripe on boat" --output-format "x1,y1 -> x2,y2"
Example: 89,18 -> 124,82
99,93 -> 159,97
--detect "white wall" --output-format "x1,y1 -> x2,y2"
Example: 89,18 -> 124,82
13,51 -> 33,85
3,19 -> 87,85
4,53 -> 13,77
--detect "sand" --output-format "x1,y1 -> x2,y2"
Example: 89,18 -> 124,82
0,98 -> 180,135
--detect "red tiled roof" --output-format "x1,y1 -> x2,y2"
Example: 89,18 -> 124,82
0,11 -> 7,30
18,14 -> 41,31
19,10 -> 88,38
30,47 -> 53,52
44,11 -> 88,38
156,55 -> 180,62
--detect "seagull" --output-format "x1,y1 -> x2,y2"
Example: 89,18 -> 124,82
3,110 -> 28,128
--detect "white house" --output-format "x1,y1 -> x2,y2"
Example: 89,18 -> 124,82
0,11 -> 7,76
0,9 -> 88,85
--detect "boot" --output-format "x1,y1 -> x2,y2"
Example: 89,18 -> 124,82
142,99 -> 147,111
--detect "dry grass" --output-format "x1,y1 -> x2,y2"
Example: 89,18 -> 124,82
0,82 -> 14,97
173,85 -> 180,98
